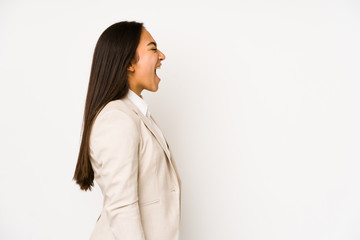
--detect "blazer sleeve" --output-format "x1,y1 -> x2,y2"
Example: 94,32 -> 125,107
90,109 -> 145,240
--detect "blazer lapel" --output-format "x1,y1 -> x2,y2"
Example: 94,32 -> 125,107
148,114 -> 181,187
122,96 -> 181,188
122,96 -> 171,161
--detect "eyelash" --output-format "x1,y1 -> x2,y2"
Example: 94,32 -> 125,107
152,48 -> 158,52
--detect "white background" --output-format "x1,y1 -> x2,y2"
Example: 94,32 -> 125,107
1,0 -> 359,239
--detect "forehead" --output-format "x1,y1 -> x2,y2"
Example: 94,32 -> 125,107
139,28 -> 156,46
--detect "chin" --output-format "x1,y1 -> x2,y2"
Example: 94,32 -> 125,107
146,86 -> 159,92
152,83 -> 160,92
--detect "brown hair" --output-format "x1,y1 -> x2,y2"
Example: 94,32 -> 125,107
73,21 -> 144,191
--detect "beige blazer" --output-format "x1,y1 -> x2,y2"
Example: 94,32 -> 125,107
88,96 -> 181,240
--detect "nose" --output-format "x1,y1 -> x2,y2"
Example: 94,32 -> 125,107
158,49 -> 166,61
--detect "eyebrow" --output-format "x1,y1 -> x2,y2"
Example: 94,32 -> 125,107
146,41 -> 157,47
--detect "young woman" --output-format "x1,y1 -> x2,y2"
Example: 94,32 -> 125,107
73,21 -> 181,240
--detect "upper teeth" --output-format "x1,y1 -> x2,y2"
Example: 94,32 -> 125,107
156,66 -> 161,69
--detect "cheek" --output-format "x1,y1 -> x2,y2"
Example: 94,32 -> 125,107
138,59 -> 154,74
144,63 -> 156,76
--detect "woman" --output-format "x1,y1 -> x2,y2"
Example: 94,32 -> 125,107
73,21 -> 181,240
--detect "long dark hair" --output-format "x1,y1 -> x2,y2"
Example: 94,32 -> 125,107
73,21 -> 144,191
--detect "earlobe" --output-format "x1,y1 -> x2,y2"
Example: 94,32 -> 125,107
127,65 -> 135,72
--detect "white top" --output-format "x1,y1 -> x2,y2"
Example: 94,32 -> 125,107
126,89 -> 170,158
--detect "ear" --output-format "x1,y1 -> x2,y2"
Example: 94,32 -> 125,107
127,64 -> 135,72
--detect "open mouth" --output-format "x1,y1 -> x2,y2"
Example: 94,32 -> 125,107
155,65 -> 161,80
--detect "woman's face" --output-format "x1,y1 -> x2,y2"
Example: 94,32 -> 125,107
127,28 -> 166,96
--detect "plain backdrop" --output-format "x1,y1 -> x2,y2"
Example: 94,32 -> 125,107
0,0 -> 359,239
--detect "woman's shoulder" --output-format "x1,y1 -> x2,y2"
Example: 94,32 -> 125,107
102,98 -> 131,112
89,98 -> 141,158
94,98 -> 139,125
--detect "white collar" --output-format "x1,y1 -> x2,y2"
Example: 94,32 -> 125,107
126,89 -> 149,117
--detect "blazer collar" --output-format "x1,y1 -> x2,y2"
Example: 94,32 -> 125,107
122,95 -> 171,161
121,95 -> 181,187
126,89 -> 148,117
